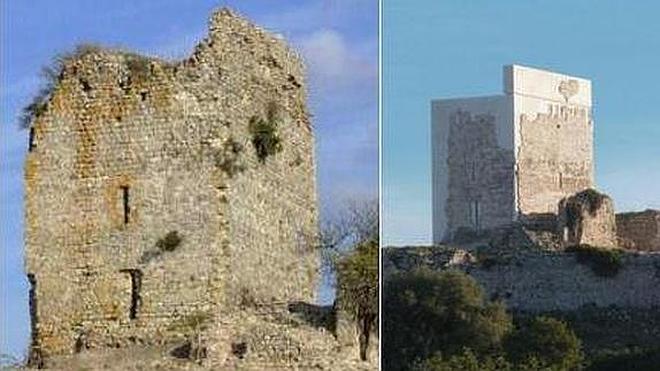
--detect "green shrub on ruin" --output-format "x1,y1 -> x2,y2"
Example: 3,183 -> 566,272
126,56 -> 151,83
567,244 -> 623,278
564,189 -> 609,230
140,231 -> 183,263
19,44 -> 102,129
249,103 -> 283,163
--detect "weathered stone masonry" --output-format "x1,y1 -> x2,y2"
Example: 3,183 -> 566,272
384,247 -> 660,312
617,209 -> 660,251
24,8 -> 318,364
445,110 -> 514,234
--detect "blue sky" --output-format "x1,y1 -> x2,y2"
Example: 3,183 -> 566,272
383,0 -> 660,246
0,0 -> 377,360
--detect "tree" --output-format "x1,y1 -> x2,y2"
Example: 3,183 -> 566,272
383,269 -> 512,371
336,239 -> 378,360
322,198 -> 379,361
505,316 -> 583,371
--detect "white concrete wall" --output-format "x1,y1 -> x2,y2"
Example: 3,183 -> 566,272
507,65 -> 594,215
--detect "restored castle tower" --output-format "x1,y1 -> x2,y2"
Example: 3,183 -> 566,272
24,8 -> 318,361
432,65 -> 594,243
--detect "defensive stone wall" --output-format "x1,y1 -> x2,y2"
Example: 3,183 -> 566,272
617,209 -> 660,251
384,246 -> 660,312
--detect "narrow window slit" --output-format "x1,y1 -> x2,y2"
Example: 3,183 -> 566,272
28,127 -> 36,152
120,269 -> 142,320
121,186 -> 130,225
469,200 -> 481,232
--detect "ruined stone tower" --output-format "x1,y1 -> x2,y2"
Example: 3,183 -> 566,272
24,8 -> 318,361
432,65 -> 594,243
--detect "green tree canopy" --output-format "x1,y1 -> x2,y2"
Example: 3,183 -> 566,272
383,269 -> 512,370
505,316 -> 583,371
336,239 -> 379,360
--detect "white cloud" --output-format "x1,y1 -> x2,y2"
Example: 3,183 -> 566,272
298,29 -> 376,92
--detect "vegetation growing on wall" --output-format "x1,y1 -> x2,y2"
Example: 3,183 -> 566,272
249,103 -> 282,163
336,239 -> 378,361
19,43 -> 168,129
565,189 -> 609,229
140,231 -> 182,263
125,56 -> 151,84
321,199 -> 378,361
19,44 -> 102,129
156,231 -> 182,252
567,244 -> 623,278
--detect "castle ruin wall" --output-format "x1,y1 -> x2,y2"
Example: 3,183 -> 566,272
24,8 -> 318,361
617,210 -> 660,251
384,247 -> 660,312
